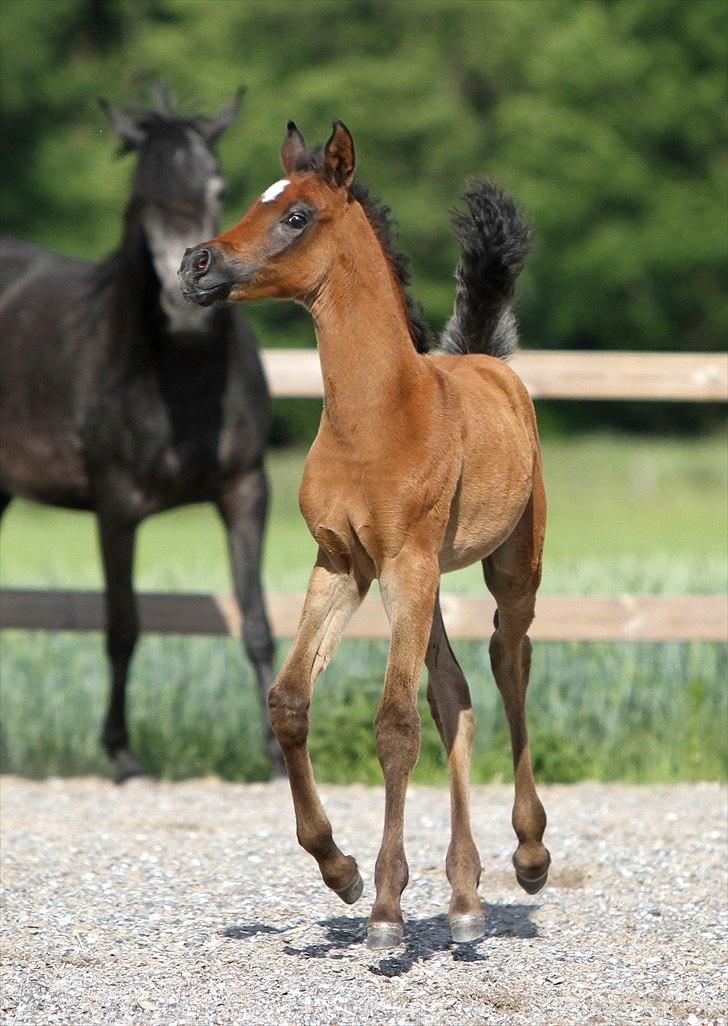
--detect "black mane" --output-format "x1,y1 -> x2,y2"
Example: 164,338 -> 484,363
349,181 -> 433,354
291,148 -> 433,353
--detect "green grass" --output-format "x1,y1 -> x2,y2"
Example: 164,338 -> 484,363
1,432 -> 726,783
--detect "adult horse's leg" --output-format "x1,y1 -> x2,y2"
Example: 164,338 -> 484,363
97,513 -> 142,783
216,466 -> 281,773
268,549 -> 370,902
482,480 -> 550,894
425,595 -> 484,942
368,549 -> 439,949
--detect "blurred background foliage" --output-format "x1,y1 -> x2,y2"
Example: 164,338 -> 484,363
1,0 -> 726,439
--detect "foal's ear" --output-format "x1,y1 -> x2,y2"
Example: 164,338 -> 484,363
324,120 -> 355,188
99,100 -> 146,150
281,121 -> 307,174
201,87 -> 245,144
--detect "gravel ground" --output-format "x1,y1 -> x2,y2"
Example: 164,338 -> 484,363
1,777 -> 725,1026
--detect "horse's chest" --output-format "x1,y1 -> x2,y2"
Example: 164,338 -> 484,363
86,386 -> 251,513
299,448 -> 446,576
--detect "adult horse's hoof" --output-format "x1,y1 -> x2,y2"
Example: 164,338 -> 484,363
516,869 -> 549,895
366,922 -> 404,950
335,870 -> 364,905
449,912 -> 485,943
114,750 -> 146,785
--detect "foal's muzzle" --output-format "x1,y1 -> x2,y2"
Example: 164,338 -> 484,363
178,243 -> 233,307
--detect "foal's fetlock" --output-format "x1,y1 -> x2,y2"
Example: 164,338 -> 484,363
446,843 -> 482,910
446,846 -> 484,942
513,840 -> 551,894
367,857 -> 408,948
334,861 -> 364,905
324,852 -> 363,905
304,838 -> 362,904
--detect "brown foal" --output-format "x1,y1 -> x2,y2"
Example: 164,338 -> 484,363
179,120 -> 550,950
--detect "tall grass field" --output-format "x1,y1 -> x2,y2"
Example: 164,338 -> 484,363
1,433 -> 726,784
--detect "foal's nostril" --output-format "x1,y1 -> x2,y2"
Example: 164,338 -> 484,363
191,249 -> 210,276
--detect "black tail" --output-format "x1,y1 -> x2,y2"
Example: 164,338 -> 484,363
439,180 -> 532,360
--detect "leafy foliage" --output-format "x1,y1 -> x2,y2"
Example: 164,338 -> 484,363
1,0 -> 725,433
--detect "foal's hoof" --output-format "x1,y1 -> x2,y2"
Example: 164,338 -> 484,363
516,869 -> 549,895
335,870 -> 364,906
113,750 -> 146,785
366,922 -> 405,951
449,912 -> 485,944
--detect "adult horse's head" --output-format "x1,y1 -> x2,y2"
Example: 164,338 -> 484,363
178,120 -> 357,309
101,85 -> 243,333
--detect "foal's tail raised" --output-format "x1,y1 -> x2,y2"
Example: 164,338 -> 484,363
439,180 -> 532,360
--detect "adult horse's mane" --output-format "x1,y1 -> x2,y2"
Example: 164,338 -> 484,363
290,146 -> 433,353
110,84 -> 204,155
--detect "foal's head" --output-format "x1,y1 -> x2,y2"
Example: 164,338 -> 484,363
101,85 -> 242,332
178,120 -> 360,307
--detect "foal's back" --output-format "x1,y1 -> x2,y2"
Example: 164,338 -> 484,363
429,351 -> 540,573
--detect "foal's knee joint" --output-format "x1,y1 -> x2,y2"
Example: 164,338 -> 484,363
374,704 -> 421,769
268,685 -> 309,748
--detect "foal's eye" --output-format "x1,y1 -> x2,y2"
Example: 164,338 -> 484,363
285,211 -> 308,230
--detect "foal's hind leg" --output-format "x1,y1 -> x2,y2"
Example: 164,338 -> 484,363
425,595 -> 484,942
483,485 -> 550,894
268,549 -> 371,903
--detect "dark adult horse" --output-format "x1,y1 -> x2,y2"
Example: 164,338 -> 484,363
0,89 -> 281,780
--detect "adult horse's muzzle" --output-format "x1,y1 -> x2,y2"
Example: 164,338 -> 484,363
178,243 -> 235,306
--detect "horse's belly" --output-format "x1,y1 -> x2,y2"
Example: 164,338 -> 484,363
0,420 -> 91,508
438,465 -> 532,573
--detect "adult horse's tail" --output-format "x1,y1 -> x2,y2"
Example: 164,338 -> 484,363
439,180 -> 532,360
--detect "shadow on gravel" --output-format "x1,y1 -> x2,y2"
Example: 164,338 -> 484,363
277,903 -> 539,978
222,923 -> 288,940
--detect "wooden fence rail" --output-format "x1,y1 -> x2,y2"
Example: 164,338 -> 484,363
261,349 -> 728,401
2,353 -> 725,644
1,589 -> 725,642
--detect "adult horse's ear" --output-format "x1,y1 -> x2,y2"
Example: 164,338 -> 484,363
281,121 -> 307,174
324,120 -> 355,188
201,87 -> 245,143
99,100 -> 146,149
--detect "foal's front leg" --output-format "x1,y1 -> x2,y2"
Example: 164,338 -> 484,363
268,550 -> 370,902
368,550 -> 439,950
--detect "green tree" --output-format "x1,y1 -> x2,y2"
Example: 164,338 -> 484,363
1,0 -> 725,435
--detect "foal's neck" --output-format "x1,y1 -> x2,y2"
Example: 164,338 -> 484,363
307,202 -> 421,443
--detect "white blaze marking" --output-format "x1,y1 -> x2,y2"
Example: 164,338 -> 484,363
260,178 -> 290,203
